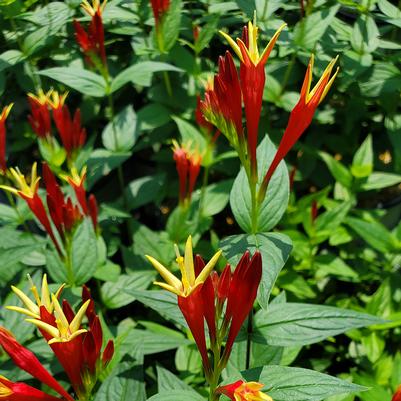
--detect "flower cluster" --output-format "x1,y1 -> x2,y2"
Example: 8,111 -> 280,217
146,236 -> 262,388
201,17 -> 338,200
1,275 -> 114,400
0,163 -> 98,255
0,103 -> 13,174
28,90 -> 87,162
172,140 -> 202,207
74,0 -> 108,73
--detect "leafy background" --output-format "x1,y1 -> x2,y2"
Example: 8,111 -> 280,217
0,0 -> 401,400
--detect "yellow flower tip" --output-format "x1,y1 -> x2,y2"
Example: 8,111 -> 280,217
235,381 -> 272,401
219,30 -> 244,62
0,378 -> 13,396
9,285 -> 40,316
0,103 -> 13,121
27,89 -> 53,105
48,90 -> 68,109
26,318 -> 60,339
81,0 -> 107,16
69,299 -> 91,333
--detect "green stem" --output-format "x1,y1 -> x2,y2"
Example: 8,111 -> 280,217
64,236 -> 75,285
279,53 -> 297,96
250,176 -> 259,234
163,70 -> 173,97
245,309 -> 254,369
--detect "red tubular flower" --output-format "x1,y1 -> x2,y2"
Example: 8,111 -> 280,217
27,90 -> 52,139
219,19 -> 285,175
217,380 -> 272,401
0,163 -> 61,253
0,103 -> 13,174
172,141 -> 202,206
150,0 -> 170,28
201,52 -> 243,146
0,328 -> 74,401
222,251 -> 262,362
49,92 -> 86,159
260,55 -> 339,198
393,386 -> 401,401
7,280 -> 114,400
74,0 -> 107,68
0,376 -> 64,401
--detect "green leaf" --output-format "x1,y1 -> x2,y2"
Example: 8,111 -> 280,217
111,62 -> 182,93
173,116 -> 207,154
253,302 -> 384,347
157,366 -> 198,393
241,365 -> 366,401
359,172 -> 401,191
87,149 -> 131,187
351,135 -> 373,178
147,391 -> 205,401
137,103 -> 170,130
125,174 -> 165,210
125,290 -> 186,326
102,105 -> 139,151
359,63 -> 401,98
0,50 -> 23,73
293,5 -> 339,50
351,15 -> 379,54
94,361 -> 146,401
194,15 -> 219,54
38,67 -> 107,97
378,0 -> 401,19
120,327 -> 190,356
320,152 -> 353,188
220,232 -> 292,309
345,216 -> 399,253
68,220 -> 98,285
101,271 -> 155,309
159,0 -> 182,53
230,135 -> 289,233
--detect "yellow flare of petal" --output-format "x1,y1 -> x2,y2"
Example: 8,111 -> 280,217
48,91 -> 68,109
40,274 -> 51,311
153,281 -> 182,296
194,249 -> 222,287
306,55 -> 339,104
26,318 -> 60,339
0,104 -> 13,121
0,185 -> 19,196
81,0 -> 107,16
219,30 -> 244,62
27,89 -> 53,105
10,285 -> 39,316
51,294 -> 69,331
145,255 -> 183,290
5,306 -> 39,319
0,379 -> 12,396
6,163 -> 40,199
259,23 -> 287,63
184,236 -> 195,287
48,329 -> 87,345
60,166 -> 87,187
69,299 -> 91,333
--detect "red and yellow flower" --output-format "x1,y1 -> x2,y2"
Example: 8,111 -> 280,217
259,54 -> 338,200
6,278 -> 114,400
0,103 -> 13,173
27,89 -> 53,139
172,140 -> 202,207
74,0 -> 107,69
217,380 -> 272,401
220,17 -> 286,176
393,385 -> 401,401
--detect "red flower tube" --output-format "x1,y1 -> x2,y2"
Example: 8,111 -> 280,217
222,251 -> 262,362
0,328 -> 75,401
393,386 -> 401,401
0,103 -> 13,174
150,0 -> 170,28
259,55 -> 339,200
0,376 -> 64,401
